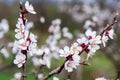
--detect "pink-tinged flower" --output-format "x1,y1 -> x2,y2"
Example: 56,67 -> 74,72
39,56 -> 51,68
85,29 -> 101,59
101,34 -> 109,47
28,33 -> 37,43
87,35 -> 101,59
85,29 -> 96,40
105,29 -> 114,39
59,46 -> 71,57
70,42 -> 82,54
13,53 -> 26,68
28,43 -> 37,56
15,18 -> 25,39
25,1 -> 36,14
77,37 -> 88,48
18,39 -> 27,50
89,35 -> 101,45
65,54 -> 80,72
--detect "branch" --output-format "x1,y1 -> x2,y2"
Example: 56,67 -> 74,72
116,70 -> 120,80
19,2 -> 27,80
42,59 -> 67,80
0,45 -> 4,50
42,12 -> 119,80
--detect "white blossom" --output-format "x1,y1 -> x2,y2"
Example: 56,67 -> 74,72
87,35 -> 101,59
25,1 -> 36,14
70,42 -> 82,54
28,43 -> 37,56
59,46 -> 71,57
29,32 -> 37,43
65,54 -> 80,72
13,53 -> 26,68
39,55 -> 51,68
85,30 -> 101,59
77,37 -> 88,48
105,29 -> 114,39
101,34 -> 109,47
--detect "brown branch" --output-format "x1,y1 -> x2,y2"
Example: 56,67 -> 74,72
21,63 -> 26,80
33,72 -> 38,80
116,70 -> 120,80
80,61 -> 90,66
19,1 -> 27,80
100,12 -> 119,36
0,45 -> 4,50
42,12 -> 119,80
42,59 -> 67,80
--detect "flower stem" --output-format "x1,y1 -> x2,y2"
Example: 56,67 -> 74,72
21,63 -> 26,80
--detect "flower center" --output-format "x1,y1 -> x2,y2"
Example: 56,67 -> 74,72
88,36 -> 92,40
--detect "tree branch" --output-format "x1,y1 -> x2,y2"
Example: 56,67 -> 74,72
42,59 -> 67,80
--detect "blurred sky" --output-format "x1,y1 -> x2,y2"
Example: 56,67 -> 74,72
0,0 -> 115,4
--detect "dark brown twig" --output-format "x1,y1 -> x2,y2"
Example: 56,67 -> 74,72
116,70 -> 120,80
42,59 -> 67,80
19,1 -> 27,80
0,45 -> 4,50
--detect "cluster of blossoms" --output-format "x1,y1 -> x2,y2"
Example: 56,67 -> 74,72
0,19 -> 9,58
31,18 -> 73,69
13,1 -> 37,68
59,27 -> 114,72
10,1 -> 118,80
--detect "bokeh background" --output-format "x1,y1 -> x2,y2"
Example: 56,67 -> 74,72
0,0 -> 120,80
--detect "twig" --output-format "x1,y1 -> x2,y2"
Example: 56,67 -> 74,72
0,45 -> 4,50
21,63 -> 26,80
42,59 -> 67,80
80,61 -> 90,66
42,12 -> 119,80
33,72 -> 38,80
116,70 -> 120,80
20,1 -> 27,80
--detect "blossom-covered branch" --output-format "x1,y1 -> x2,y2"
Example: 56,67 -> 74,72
13,1 -> 36,80
43,12 -> 119,80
